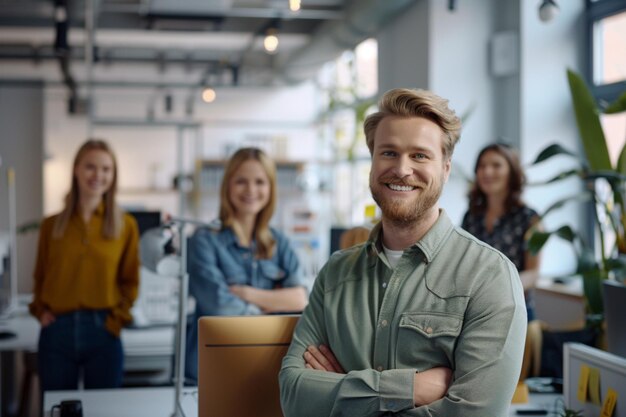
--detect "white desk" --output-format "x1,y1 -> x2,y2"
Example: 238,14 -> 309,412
43,386 -> 561,417
1,308 -> 176,417
509,393 -> 563,416
44,387 -> 198,417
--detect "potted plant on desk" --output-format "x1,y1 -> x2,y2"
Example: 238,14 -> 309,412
528,69 -> 626,331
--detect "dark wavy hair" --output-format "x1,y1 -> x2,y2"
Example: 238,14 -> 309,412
468,143 -> 526,215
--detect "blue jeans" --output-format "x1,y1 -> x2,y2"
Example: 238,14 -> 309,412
37,310 -> 124,391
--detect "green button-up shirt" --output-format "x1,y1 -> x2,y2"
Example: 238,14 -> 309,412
280,210 -> 526,416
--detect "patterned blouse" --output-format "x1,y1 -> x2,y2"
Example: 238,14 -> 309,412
461,205 -> 538,272
462,205 -> 539,320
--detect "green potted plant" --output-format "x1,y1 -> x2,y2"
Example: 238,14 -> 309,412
528,69 -> 626,328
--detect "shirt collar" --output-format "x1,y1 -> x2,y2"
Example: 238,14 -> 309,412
94,202 -> 105,216
414,209 -> 454,263
220,226 -> 257,251
367,209 -> 454,264
71,201 -> 106,219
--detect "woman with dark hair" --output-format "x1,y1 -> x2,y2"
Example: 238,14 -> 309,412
462,143 -> 541,320
30,139 -> 140,390
185,147 -> 308,383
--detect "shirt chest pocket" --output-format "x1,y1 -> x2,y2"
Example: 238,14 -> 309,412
395,312 -> 462,371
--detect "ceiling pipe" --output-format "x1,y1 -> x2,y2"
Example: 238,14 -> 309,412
85,0 -> 96,127
277,0 -> 418,85
53,0 -> 80,113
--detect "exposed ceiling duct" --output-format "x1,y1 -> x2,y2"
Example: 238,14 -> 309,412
278,0 -> 418,84
0,0 -> 420,90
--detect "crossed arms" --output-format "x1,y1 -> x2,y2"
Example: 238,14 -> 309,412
304,344 -> 452,407
279,256 -> 527,417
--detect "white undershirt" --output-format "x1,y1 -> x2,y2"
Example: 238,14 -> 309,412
382,244 -> 404,270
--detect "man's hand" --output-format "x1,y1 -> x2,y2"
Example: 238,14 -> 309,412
413,367 -> 452,406
303,344 -> 345,373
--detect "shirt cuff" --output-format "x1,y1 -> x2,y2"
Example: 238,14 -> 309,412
379,368 -> 416,412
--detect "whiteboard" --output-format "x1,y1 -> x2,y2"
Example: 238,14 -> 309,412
564,343 -> 626,417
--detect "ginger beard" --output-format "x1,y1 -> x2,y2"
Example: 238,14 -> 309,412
369,171 -> 446,227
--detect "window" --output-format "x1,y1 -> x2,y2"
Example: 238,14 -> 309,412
592,10 -> 626,86
587,0 -> 626,165
587,0 -> 626,102
317,38 -> 378,225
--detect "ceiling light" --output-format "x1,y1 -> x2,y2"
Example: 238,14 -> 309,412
538,0 -> 559,22
289,0 -> 301,12
201,87 -> 216,103
264,29 -> 279,54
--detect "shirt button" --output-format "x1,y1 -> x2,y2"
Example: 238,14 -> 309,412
425,327 -> 433,334
377,366 -> 383,372
382,282 -> 387,288
380,319 -> 388,327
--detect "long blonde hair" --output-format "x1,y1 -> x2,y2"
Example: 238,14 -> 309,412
219,147 -> 277,259
53,139 -> 122,239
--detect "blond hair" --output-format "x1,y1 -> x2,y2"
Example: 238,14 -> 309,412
364,88 -> 462,160
53,139 -> 122,239
219,147 -> 277,259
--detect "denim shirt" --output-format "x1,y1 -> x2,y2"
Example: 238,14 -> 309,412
185,223 -> 305,382
188,223 -> 305,316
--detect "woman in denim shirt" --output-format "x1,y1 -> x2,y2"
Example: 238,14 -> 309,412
185,147 -> 308,383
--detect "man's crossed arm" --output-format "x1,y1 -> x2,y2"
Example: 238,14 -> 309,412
303,344 -> 452,407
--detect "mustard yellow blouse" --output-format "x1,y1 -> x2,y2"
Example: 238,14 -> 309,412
29,205 -> 140,336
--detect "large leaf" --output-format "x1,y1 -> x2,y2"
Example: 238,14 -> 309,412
527,168 -> 582,186
528,225 -> 579,255
540,193 -> 592,218
584,170 -> 626,182
617,143 -> 626,175
567,69 -> 612,171
531,143 -> 580,165
577,248 -> 600,273
603,90 -> 626,114
581,269 -> 605,316
528,231 -> 550,255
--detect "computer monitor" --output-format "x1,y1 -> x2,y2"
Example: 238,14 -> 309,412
329,227 -> 348,256
197,315 -> 299,417
127,210 -> 161,236
602,280 -> 626,358
564,343 -> 626,417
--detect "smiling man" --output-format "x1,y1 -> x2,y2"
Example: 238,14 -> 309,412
279,88 -> 527,417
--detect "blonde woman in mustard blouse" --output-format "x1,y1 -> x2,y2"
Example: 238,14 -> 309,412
29,139 -> 140,391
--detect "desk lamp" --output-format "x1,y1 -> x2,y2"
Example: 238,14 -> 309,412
140,218 -> 206,417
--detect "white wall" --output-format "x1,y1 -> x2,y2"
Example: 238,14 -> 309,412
0,82 -> 44,293
428,0 -> 497,225
43,82 -> 319,216
520,0 -> 586,276
377,0 -> 430,93
376,0 -> 586,276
